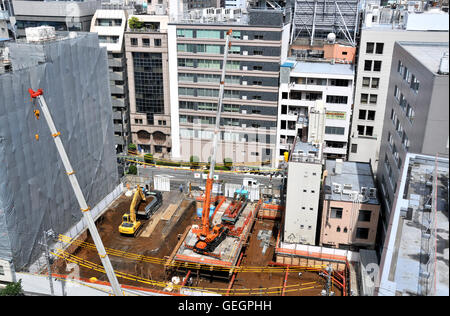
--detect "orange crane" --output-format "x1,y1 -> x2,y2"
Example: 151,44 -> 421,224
189,30 -> 233,258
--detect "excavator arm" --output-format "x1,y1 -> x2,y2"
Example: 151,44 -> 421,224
129,186 -> 145,223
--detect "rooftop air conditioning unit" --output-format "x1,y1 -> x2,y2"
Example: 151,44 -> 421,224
368,188 -> 377,198
361,187 -> 368,196
332,183 -> 342,194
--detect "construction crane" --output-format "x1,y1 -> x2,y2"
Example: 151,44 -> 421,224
28,88 -> 123,296
119,186 -> 145,236
190,29 -> 233,258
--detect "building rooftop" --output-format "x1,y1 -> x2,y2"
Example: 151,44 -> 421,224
378,153 -> 449,296
398,41 -> 449,75
324,160 -> 379,204
291,61 -> 354,77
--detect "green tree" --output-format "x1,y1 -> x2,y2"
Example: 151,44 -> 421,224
0,280 -> 24,296
128,17 -> 144,30
190,156 -> 200,169
128,164 -> 137,175
144,153 -> 154,164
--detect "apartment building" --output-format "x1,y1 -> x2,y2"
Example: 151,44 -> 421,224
283,138 -> 323,245
168,7 -> 291,164
91,8 -> 132,153
12,0 -> 99,37
276,59 -> 354,161
1,0 -> 12,39
125,14 -> 172,157
377,41 -> 449,245
320,160 -> 380,250
347,3 -> 449,172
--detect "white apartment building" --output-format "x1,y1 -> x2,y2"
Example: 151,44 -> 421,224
284,140 -> 323,245
348,3 -> 449,172
276,60 -> 354,162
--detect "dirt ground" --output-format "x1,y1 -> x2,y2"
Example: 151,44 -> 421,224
52,193 -> 339,296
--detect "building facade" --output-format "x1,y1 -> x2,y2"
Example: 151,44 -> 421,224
320,160 -> 380,250
347,4 -> 449,172
125,14 -> 172,157
90,8 -> 132,154
276,60 -> 354,161
168,8 -> 291,164
12,0 -> 99,37
283,139 -> 323,245
377,41 -> 449,245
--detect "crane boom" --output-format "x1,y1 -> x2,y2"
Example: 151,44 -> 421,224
200,29 -> 233,239
29,88 -> 123,296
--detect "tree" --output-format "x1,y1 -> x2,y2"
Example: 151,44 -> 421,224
144,153 -> 154,164
128,143 -> 137,154
223,158 -> 233,170
128,17 -> 144,30
189,156 -> 200,169
0,280 -> 24,296
127,164 -> 137,175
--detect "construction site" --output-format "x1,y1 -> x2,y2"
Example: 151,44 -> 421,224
49,184 -> 346,296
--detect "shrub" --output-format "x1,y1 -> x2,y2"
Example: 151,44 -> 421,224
144,153 -> 154,164
128,17 -> 144,30
127,165 -> 137,175
0,280 -> 24,296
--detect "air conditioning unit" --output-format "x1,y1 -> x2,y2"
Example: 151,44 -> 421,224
361,187 -> 368,196
242,66 -> 248,71
242,81 -> 247,85
332,183 -> 342,193
243,51 -> 248,56
368,188 -> 377,198
243,35 -> 248,40
242,96 -> 247,100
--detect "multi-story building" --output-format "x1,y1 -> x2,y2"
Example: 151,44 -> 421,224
377,41 -> 449,245
0,30 -> 118,270
283,137 -> 323,245
1,0 -> 13,39
347,3 -> 449,172
168,0 -> 221,20
276,59 -> 354,161
125,14 -> 172,157
90,7 -> 132,154
225,0 -> 247,9
320,159 -> 380,250
168,7 -> 291,164
12,0 -> 100,37
376,153 -> 449,296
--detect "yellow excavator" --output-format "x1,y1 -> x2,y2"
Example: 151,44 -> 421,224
119,186 -> 145,236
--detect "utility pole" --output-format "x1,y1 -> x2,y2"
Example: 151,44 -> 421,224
40,229 -> 56,296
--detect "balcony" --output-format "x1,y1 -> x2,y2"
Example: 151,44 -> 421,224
109,71 -> 123,81
111,98 -> 125,108
110,84 -> 124,94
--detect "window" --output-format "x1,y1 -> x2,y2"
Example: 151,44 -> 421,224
177,29 -> 193,38
253,50 -> 263,55
253,65 -> 263,71
375,43 -> 384,54
366,42 -> 374,54
356,227 -> 369,239
361,93 -> 368,104
364,60 -> 372,71
254,34 -> 264,40
358,210 -> 372,222
337,226 -> 341,232
369,94 -> 377,104
411,75 -> 420,93
197,30 -> 221,39
142,38 -> 150,47
325,126 -> 345,135
253,81 -> 262,86
367,110 -> 376,121
178,73 -> 195,82
362,77 -> 370,87
154,38 -> 161,47
373,60 -> 382,71
394,85 -> 400,100
406,104 -> 415,122
397,60 -> 403,74
326,95 -> 348,104
178,58 -> 194,67
351,144 -> 358,153
357,125 -> 365,135
359,110 -> 367,120
343,227 -> 348,233
330,207 -> 343,219
371,78 -> 379,88
365,126 -> 374,136
131,38 -> 138,46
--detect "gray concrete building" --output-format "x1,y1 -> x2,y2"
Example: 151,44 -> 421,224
125,14 -> 172,157
90,7 -> 132,154
168,7 -> 291,165
377,41 -> 449,247
12,0 -> 99,37
347,2 -> 448,173
376,153 -> 449,296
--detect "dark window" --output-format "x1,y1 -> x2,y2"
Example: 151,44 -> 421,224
364,60 -> 372,71
367,110 -> 376,121
331,208 -> 343,219
366,42 -> 375,54
351,144 -> 358,153
358,210 -> 372,222
253,50 -> 263,55
254,34 -> 264,40
326,95 -> 348,104
365,126 -> 374,136
356,227 -> 369,239
282,92 -> 288,99
373,60 -> 382,71
131,38 -> 138,46
253,65 -> 263,71
154,38 -> 161,47
375,43 -> 384,54
357,125 -> 365,135
142,38 -> 150,47
371,77 -> 379,88
325,126 -> 345,135
359,110 -> 367,120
